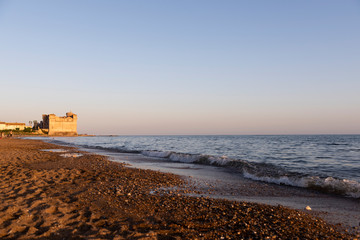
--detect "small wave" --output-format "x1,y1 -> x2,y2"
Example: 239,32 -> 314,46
349,148 -> 360,152
142,150 -> 231,165
169,152 -> 202,163
69,144 -> 142,154
243,171 -> 307,188
307,177 -> 360,198
140,150 -> 360,198
243,171 -> 360,198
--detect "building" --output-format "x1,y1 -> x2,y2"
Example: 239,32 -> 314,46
0,122 -> 27,130
41,112 -> 78,136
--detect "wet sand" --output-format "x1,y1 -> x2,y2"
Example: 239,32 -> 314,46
0,138 -> 357,239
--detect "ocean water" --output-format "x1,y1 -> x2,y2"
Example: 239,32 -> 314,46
41,135 -> 360,198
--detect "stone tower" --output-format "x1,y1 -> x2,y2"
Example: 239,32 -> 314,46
42,112 -> 78,136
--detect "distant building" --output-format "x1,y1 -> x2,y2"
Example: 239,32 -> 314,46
0,122 -> 27,130
40,112 -> 78,136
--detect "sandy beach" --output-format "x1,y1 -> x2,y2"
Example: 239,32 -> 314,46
0,138 -> 357,239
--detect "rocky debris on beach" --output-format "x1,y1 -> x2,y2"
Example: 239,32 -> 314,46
0,138 -> 357,239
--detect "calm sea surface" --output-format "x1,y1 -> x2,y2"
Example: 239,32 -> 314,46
41,135 -> 360,198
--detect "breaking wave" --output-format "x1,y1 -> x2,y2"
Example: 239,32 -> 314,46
142,150 -> 360,198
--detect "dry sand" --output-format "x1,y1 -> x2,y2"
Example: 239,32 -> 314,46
0,138 -> 357,239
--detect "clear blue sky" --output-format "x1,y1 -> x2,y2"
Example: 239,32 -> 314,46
1,0 -> 359,135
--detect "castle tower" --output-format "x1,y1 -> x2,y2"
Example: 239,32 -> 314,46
42,112 -> 78,136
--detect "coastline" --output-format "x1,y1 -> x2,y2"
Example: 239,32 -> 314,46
0,138 -> 357,239
77,146 -> 360,231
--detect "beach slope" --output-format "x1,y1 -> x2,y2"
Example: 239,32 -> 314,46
0,138 -> 354,239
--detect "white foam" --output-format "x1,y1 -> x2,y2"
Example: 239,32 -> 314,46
142,150 -> 233,167
243,170 -> 307,187
307,176 -> 360,198
243,171 -> 360,198
207,155 -> 230,165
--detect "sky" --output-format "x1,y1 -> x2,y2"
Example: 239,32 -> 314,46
0,0 -> 359,135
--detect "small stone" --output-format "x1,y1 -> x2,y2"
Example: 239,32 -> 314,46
305,206 -> 312,211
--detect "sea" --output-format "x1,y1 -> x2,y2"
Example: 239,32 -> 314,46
34,135 -> 360,199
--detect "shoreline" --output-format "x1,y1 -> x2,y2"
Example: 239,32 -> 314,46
0,138 -> 357,239
35,134 -> 360,200
77,146 -> 360,231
